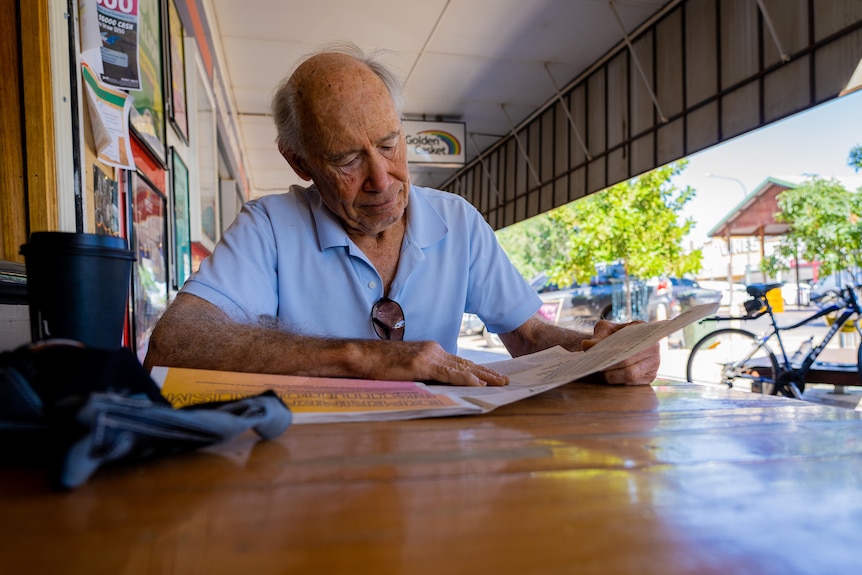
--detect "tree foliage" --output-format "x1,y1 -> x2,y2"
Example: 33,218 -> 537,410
497,161 -> 702,318
549,162 -> 701,315
762,176 -> 862,277
496,211 -> 571,281
849,144 -> 862,172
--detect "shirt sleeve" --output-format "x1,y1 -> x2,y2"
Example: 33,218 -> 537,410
180,200 -> 280,323
465,208 -> 542,335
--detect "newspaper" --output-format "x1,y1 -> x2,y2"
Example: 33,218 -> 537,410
153,302 -> 718,424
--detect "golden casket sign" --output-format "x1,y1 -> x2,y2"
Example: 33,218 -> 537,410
403,121 -> 465,166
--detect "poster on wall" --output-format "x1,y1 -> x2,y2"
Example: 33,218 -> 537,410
131,171 -> 169,363
171,148 -> 191,287
167,0 -> 189,143
128,0 -> 167,165
81,63 -> 136,169
94,0 -> 142,89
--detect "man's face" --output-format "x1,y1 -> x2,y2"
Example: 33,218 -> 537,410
286,56 -> 410,238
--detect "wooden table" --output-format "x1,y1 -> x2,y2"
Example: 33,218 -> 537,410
3,379 -> 862,574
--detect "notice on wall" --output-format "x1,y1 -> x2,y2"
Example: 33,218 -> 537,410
93,0 -> 142,90
82,63 -> 136,169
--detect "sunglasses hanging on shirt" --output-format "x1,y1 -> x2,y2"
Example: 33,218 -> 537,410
371,297 -> 405,341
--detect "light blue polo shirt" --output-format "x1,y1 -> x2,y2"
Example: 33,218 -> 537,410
181,184 -> 541,354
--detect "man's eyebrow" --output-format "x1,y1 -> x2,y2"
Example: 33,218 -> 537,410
378,131 -> 400,144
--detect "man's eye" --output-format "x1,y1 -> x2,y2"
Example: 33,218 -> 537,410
335,155 -> 361,169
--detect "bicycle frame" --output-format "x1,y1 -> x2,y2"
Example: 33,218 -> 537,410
786,300 -> 861,382
696,283 -> 862,396
768,296 -> 859,359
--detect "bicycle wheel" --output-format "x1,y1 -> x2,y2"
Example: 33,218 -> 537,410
686,328 -> 779,393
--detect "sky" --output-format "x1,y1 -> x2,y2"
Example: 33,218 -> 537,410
670,88 -> 862,247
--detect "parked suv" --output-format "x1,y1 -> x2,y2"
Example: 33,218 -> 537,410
532,269 -> 680,325
663,277 -> 722,308
476,269 -> 681,347
810,269 -> 862,307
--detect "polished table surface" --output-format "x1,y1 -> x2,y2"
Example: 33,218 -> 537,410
3,379 -> 862,574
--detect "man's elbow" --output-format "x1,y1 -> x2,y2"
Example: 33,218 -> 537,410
142,317 -> 170,372
141,297 -> 190,371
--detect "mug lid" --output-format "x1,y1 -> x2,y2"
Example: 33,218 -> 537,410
20,232 -> 134,259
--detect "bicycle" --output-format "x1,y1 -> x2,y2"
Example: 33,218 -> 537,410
685,281 -> 862,399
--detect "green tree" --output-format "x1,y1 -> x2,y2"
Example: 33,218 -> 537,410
547,161 -> 702,318
850,144 -> 862,172
496,211 -> 571,281
762,176 -> 862,277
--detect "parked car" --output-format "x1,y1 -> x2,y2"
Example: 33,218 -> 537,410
475,269 -> 683,348
697,281 -> 750,308
459,312 -> 484,336
533,269 -> 679,325
528,273 -> 578,321
780,282 -> 812,307
810,269 -> 862,307
662,277 -> 722,308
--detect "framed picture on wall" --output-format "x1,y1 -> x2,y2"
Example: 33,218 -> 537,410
170,148 -> 191,288
166,0 -> 189,143
93,165 -> 122,237
128,0 -> 167,165
130,170 -> 169,363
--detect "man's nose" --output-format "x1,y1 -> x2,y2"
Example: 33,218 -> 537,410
364,151 -> 392,191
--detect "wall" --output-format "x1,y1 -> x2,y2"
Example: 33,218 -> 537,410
0,0 -> 249,356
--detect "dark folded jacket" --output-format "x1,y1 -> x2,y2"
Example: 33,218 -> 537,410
0,341 -> 291,489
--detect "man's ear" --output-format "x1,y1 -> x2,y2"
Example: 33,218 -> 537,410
279,143 -> 313,181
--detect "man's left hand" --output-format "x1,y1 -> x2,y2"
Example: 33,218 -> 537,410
581,320 -> 660,385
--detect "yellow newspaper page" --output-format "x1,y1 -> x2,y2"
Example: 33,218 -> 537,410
152,367 -> 483,424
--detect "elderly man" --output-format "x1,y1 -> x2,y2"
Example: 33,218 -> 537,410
144,43 -> 659,387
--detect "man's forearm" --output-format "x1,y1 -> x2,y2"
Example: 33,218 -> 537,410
143,293 -> 364,376
500,315 -> 593,358
142,294 -> 509,387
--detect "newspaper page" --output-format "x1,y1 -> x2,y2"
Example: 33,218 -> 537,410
153,302 -> 719,423
154,367 -> 484,424
449,301 -> 719,409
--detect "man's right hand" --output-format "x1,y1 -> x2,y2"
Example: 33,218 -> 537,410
354,340 -> 509,387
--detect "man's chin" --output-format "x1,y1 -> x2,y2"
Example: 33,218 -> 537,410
343,209 -> 402,237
